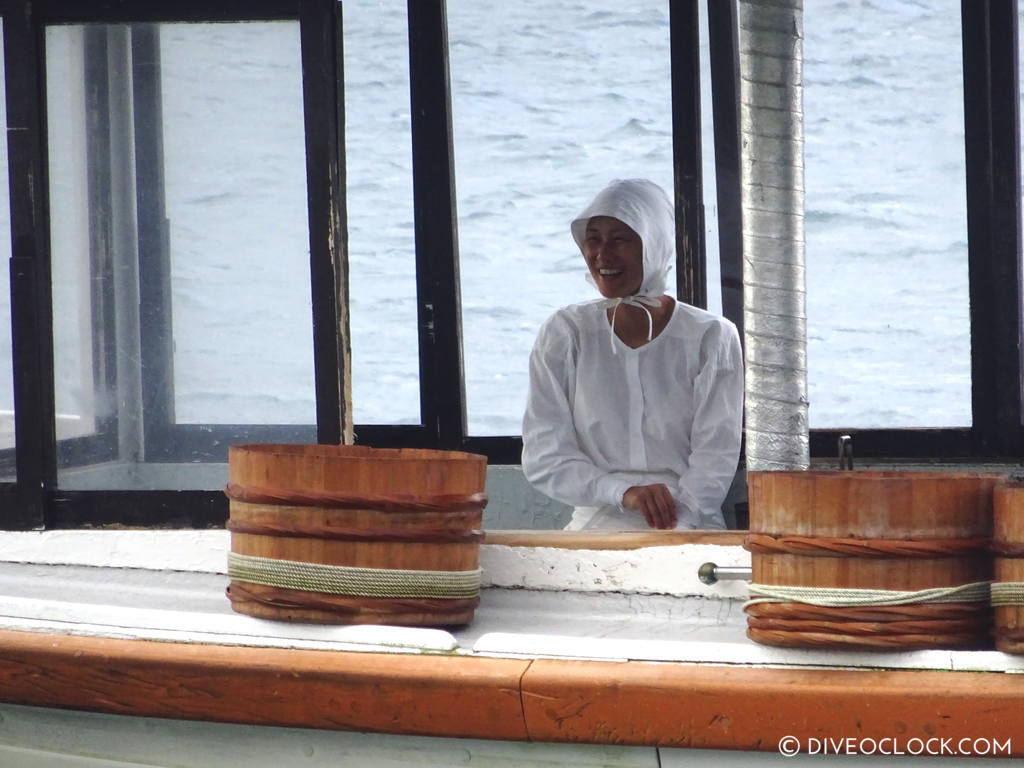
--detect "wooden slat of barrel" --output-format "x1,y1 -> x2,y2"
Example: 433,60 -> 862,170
751,471 -> 996,539
226,445 -> 487,626
746,470 -> 1001,650
229,444 -> 486,496
994,483 -> 1024,653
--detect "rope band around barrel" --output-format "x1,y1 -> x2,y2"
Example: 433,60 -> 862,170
992,542 -> 1024,557
744,533 -> 989,558
991,581 -> 1024,607
224,483 -> 487,513
745,581 -> 991,609
228,552 -> 481,599
227,518 -> 484,544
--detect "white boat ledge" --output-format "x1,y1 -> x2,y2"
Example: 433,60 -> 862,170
0,529 -> 1019,766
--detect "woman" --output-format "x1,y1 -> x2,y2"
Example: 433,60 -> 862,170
521,178 -> 743,530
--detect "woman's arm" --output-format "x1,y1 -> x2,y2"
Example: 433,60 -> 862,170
675,321 -> 744,527
521,317 -> 637,509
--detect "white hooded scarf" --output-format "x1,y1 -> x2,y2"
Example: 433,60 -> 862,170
570,177 -> 675,297
521,179 -> 744,530
570,179 -> 675,350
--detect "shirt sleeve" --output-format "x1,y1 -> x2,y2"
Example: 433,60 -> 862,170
675,320 -> 744,527
521,314 -> 636,508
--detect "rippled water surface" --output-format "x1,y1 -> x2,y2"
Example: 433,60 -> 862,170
2,0 -> 990,447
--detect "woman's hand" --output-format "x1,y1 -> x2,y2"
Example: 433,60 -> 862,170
621,484 -> 677,529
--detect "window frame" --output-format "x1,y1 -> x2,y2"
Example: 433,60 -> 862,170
0,0 -> 1019,532
463,0 -> 1024,464
416,0 -> 709,458
1,0 -> 346,527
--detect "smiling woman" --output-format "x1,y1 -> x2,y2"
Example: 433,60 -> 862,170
521,179 -> 744,532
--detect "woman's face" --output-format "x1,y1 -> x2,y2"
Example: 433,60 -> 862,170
582,216 -> 644,298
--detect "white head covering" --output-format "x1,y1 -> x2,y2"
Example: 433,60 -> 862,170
570,178 -> 675,351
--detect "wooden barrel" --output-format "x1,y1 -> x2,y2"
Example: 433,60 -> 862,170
225,444 -> 487,626
744,470 -> 1001,650
993,483 -> 1024,653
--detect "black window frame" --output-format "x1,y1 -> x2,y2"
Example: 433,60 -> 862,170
1,0 -> 346,527
454,0 -> 1024,466
797,0 -> 1023,461
0,0 -> 1019,531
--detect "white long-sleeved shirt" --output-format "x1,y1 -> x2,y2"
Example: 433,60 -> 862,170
521,298 -> 743,530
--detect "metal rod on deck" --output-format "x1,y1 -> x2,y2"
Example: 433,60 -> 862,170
698,562 -> 751,585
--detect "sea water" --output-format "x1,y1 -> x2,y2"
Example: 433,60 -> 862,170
351,0 -> 975,434
3,0 -> 994,449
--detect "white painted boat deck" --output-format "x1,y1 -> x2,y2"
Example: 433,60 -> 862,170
0,530 -> 1020,675
0,530 -> 1018,767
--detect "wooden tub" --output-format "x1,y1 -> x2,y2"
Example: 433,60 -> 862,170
744,470 -> 1001,650
993,482 -> 1024,652
224,444 -> 487,626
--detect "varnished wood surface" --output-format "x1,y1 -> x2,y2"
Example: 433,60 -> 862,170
748,470 -> 1001,539
994,483 -> 1024,546
228,444 -> 488,497
994,558 -> 1024,652
231,503 -> 482,570
748,470 -> 1000,590
746,470 -> 1001,649
521,658 -> 1024,749
994,483 -> 1024,653
227,444 -> 487,625
0,629 -> 1021,753
752,552 -> 992,590
0,630 -> 528,741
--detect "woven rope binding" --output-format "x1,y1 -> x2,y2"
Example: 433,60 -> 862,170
745,581 -> 991,609
228,552 -> 481,600
991,542 -> 1024,557
224,482 -> 487,513
226,518 -> 483,544
991,581 -> 1024,607
744,533 -> 989,558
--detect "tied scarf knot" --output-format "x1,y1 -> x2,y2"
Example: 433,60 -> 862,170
597,294 -> 662,354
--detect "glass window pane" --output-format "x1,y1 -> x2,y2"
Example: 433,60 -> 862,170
804,0 -> 970,428
0,19 -> 13,478
48,26 -> 99,443
161,22 -> 313,425
700,8 -> 723,319
47,22 -> 314,491
449,0 -> 677,436
344,0 -> 420,425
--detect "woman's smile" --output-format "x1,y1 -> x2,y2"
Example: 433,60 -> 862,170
583,216 -> 644,298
